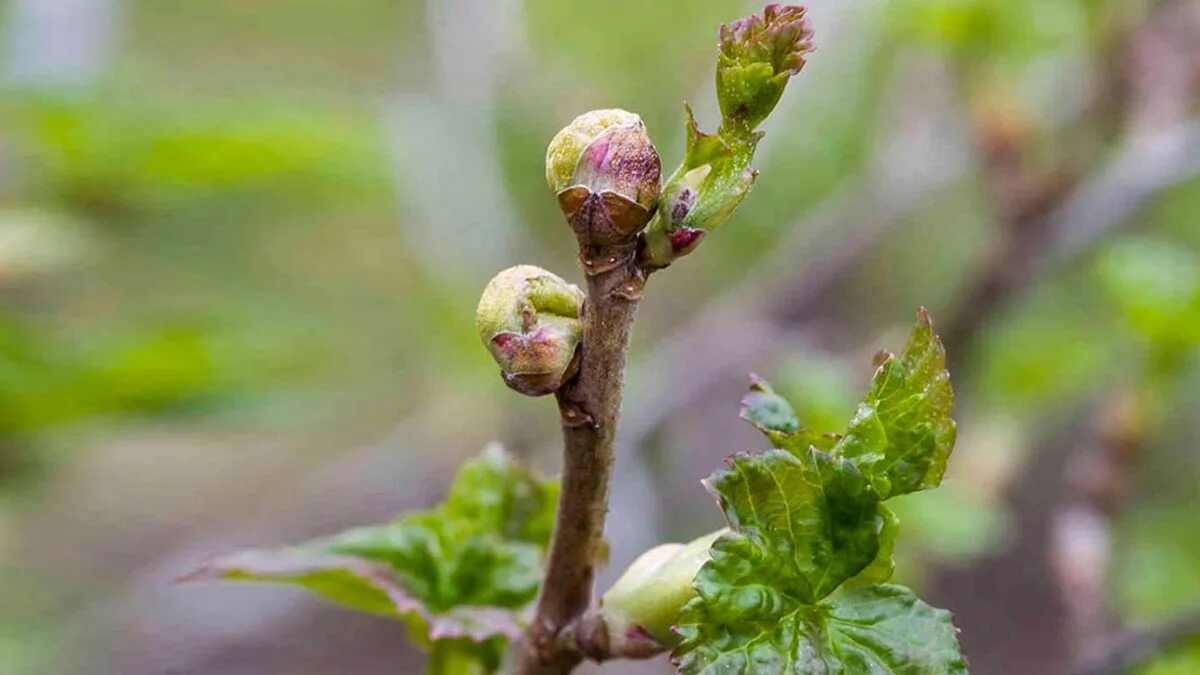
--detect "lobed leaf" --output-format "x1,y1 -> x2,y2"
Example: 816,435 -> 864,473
743,309 -> 955,498
673,447 -> 965,673
674,453 -> 965,674
820,584 -> 968,674
694,449 -> 881,609
675,583 -> 965,674
675,309 -> 964,672
180,445 -> 558,656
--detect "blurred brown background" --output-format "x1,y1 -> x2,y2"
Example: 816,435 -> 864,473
1,0 -> 1199,673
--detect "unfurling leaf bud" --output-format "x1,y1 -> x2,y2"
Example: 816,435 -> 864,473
639,106 -> 759,269
716,4 -> 814,130
476,265 -> 584,397
546,109 -> 662,246
639,6 -> 815,270
600,529 -> 725,649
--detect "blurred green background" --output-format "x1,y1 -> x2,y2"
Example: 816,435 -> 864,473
1,0 -> 1198,673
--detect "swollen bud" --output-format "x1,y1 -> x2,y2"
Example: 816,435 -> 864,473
600,529 -> 725,649
546,109 -> 662,246
476,265 -> 584,397
716,4 -> 814,130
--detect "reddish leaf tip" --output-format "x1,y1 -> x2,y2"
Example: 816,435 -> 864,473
668,227 -> 705,254
872,349 -> 894,369
747,372 -> 770,390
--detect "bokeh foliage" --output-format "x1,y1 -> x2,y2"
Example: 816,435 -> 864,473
1,0 -> 1198,673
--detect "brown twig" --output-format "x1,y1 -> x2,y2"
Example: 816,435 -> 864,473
516,244 -> 646,673
1051,389 -> 1146,659
939,108 -> 1080,373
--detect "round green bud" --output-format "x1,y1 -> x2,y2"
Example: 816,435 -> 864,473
545,108 -> 642,193
476,265 -> 585,397
600,529 -> 725,648
546,109 -> 662,246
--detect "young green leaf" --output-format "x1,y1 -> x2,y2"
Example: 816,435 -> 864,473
640,4 -> 815,269
740,373 -> 841,454
740,373 -> 801,434
689,448 -> 882,609
833,308 -> 956,499
715,3 -> 815,130
180,445 -> 558,669
640,106 -> 761,267
738,310 -> 954,584
670,447 -> 885,671
845,504 -> 899,587
675,309 -> 965,673
675,582 -> 966,674
179,546 -> 525,643
743,309 -> 955,498
673,449 -> 965,673
818,584 -> 968,673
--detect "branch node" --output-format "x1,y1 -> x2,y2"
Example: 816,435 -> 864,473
579,243 -> 637,276
557,398 -> 596,429
573,612 -> 611,662
611,274 -> 646,301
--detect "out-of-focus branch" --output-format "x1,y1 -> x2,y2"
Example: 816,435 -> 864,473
1043,118 -> 1200,266
621,172 -> 936,450
933,4 -> 1200,671
1071,607 -> 1200,675
943,114 -> 1200,373
942,0 -> 1200,369
1051,389 -> 1147,659
938,98 -> 1078,369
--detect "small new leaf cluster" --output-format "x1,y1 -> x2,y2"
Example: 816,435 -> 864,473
716,3 -> 815,129
672,309 -> 968,674
640,4 -> 814,269
181,446 -> 558,672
